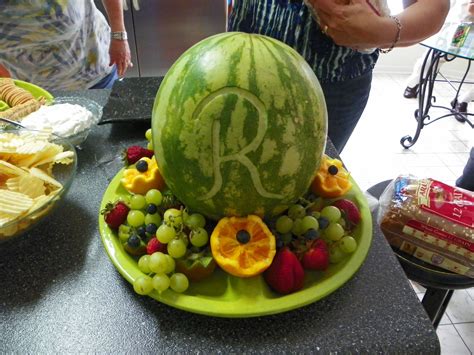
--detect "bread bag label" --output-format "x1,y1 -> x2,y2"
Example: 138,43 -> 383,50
403,220 -> 474,254
400,241 -> 470,275
416,179 -> 473,228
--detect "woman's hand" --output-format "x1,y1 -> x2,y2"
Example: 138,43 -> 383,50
309,0 -> 396,49
109,39 -> 133,77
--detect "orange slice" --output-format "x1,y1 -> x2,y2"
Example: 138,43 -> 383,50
210,215 -> 276,278
311,155 -> 352,198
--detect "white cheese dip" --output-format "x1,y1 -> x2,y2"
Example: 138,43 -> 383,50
21,103 -> 94,137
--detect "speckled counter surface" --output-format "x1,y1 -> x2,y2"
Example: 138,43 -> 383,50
0,88 -> 440,353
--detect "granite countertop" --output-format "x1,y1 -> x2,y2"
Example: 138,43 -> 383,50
0,85 -> 440,353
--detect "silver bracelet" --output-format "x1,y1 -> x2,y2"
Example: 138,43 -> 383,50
111,31 -> 128,41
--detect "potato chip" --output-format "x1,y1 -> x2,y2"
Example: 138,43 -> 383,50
0,189 -> 33,215
0,160 -> 27,176
5,176 -> 21,191
19,175 -> 45,198
29,167 -> 63,188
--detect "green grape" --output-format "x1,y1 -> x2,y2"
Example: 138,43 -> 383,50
127,210 -> 145,227
152,273 -> 170,292
164,208 -> 183,228
118,224 -> 131,243
184,213 -> 206,229
145,189 -> 163,206
311,211 -> 321,219
276,215 -> 293,234
280,233 -> 293,245
338,217 -> 347,228
288,204 -> 306,219
130,194 -> 146,210
133,275 -> 153,295
329,245 -> 345,264
167,239 -> 187,258
170,273 -> 189,293
163,254 -> 176,274
324,222 -> 345,241
178,232 -> 189,247
145,128 -> 152,141
147,141 -> 153,150
145,213 -> 162,226
138,255 -> 151,273
149,252 -> 169,274
189,227 -> 209,247
340,236 -> 357,254
301,216 -> 319,233
156,224 -> 176,244
291,218 -> 304,236
320,206 -> 342,223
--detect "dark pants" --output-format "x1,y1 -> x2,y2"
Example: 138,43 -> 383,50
89,66 -> 119,89
320,71 -> 372,153
456,147 -> 474,191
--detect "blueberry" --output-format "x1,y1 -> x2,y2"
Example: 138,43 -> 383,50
145,223 -> 158,235
136,160 -> 148,172
276,239 -> 284,249
127,234 -> 140,248
265,218 -> 277,231
136,226 -> 147,239
236,230 -> 251,244
318,216 -> 330,230
304,229 -> 320,240
328,165 -> 339,175
146,203 -> 158,214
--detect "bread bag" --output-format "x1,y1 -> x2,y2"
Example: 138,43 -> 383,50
378,175 -> 473,278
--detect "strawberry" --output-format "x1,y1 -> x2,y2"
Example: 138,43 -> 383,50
146,237 -> 167,255
332,199 -> 361,226
123,145 -> 154,165
102,201 -> 130,230
264,247 -> 305,295
301,239 -> 329,271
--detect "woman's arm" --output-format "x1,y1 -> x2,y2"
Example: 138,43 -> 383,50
311,0 -> 450,50
101,0 -> 132,76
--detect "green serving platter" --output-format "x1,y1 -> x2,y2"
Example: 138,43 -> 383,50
98,170 -> 373,318
0,79 -> 53,111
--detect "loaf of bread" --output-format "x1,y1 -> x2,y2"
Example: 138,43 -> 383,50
378,175 -> 473,278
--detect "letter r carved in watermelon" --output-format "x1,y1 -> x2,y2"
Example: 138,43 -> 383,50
152,32 -> 327,220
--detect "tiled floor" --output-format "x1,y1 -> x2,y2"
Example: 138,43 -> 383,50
341,73 -> 473,355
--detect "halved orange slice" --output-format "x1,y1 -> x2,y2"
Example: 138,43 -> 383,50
311,155 -> 352,198
210,215 -> 276,278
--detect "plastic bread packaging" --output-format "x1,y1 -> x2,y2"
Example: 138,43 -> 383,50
377,175 -> 473,278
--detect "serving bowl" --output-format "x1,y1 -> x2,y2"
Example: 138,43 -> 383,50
47,96 -> 103,146
0,127 -> 77,242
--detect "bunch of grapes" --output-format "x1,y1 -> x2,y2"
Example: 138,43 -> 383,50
124,186 -> 212,295
134,252 -> 189,295
271,196 -> 358,263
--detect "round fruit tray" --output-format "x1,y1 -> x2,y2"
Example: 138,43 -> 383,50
98,170 -> 373,318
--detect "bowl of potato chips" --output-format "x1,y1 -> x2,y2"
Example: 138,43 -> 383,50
0,126 -> 77,241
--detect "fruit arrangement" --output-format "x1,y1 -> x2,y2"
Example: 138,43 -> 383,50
101,34 -> 369,313
102,128 -> 363,298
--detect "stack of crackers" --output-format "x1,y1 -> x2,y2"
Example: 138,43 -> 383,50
0,78 -> 44,122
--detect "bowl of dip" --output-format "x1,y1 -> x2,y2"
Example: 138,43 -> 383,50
20,96 -> 102,146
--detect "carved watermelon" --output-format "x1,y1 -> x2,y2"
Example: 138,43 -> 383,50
152,32 -> 327,220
